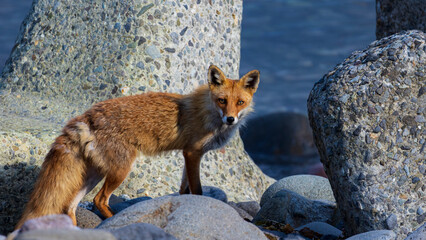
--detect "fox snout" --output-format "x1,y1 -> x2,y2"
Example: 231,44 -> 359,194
223,116 -> 238,125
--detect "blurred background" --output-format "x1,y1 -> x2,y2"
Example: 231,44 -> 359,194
0,0 -> 376,179
240,0 -> 376,179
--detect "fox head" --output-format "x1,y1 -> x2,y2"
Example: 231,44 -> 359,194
207,65 -> 260,126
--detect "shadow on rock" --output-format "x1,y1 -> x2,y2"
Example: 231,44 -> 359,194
0,163 -> 40,235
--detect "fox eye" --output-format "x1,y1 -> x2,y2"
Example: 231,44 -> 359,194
218,98 -> 226,104
237,100 -> 244,105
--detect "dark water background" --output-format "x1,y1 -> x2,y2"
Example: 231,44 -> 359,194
240,0 -> 376,116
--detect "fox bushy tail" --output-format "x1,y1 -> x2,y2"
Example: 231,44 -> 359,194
15,121 -> 93,229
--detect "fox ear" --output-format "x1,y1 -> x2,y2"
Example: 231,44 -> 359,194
208,65 -> 226,86
241,70 -> 260,91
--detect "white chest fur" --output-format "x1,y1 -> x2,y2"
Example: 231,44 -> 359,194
202,125 -> 239,152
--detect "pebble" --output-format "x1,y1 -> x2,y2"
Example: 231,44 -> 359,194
164,48 -> 176,53
180,26 -> 188,36
412,177 -> 420,184
137,3 -> 154,16
145,45 -> 162,59
417,207 -> 424,215
385,214 -> 397,230
124,23 -> 131,33
114,22 -> 121,31
93,66 -> 103,73
136,62 -> 144,69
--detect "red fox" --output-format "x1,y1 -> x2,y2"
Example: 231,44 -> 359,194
15,65 -> 260,228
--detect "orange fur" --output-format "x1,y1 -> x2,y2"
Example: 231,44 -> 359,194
15,65 -> 260,228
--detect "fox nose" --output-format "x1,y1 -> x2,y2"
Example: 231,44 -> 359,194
226,117 -> 235,124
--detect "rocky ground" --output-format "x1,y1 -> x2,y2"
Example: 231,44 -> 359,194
5,178 -> 425,240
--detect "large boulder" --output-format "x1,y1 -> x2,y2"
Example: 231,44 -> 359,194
97,195 -> 268,240
295,222 -> 343,239
14,229 -> 117,240
76,207 -> 102,228
376,0 -> 426,39
106,223 -> 177,240
260,175 -> 335,207
0,0 -> 274,234
405,222 -> 426,240
308,30 -> 425,238
345,230 -> 397,240
253,189 -> 338,228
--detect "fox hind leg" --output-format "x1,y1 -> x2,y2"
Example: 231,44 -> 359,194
93,165 -> 132,218
67,168 -> 102,225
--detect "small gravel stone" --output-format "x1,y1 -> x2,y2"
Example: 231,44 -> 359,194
373,126 -> 381,133
385,214 -> 397,230
99,83 -> 107,90
180,26 -> 188,36
412,177 -> 420,184
145,45 -> 162,59
114,22 -> 121,31
137,3 -> 154,16
353,126 -> 361,136
124,23 -> 131,33
136,62 -> 144,69
164,48 -> 176,53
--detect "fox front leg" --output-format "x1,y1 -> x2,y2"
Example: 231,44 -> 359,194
179,165 -> 190,194
181,150 -> 203,195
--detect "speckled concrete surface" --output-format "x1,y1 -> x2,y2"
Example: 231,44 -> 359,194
308,30 -> 425,238
0,0 -> 274,234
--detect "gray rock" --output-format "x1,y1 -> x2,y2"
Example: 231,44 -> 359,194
226,200 -> 261,221
94,196 -> 152,218
253,189 -> 338,228
376,0 -> 426,39
97,195 -> 267,240
235,201 -> 261,218
19,214 -> 77,232
76,207 -> 102,229
295,222 -> 342,238
109,194 -> 126,206
107,223 -> 177,240
14,229 -> 116,240
308,30 -> 425,237
260,229 -> 287,240
385,214 -> 397,230
145,45 -> 162,59
346,230 -> 397,240
283,234 -> 309,240
169,186 -> 227,203
0,0 -> 274,234
227,202 -> 254,221
405,222 -> 426,240
260,175 -> 335,207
